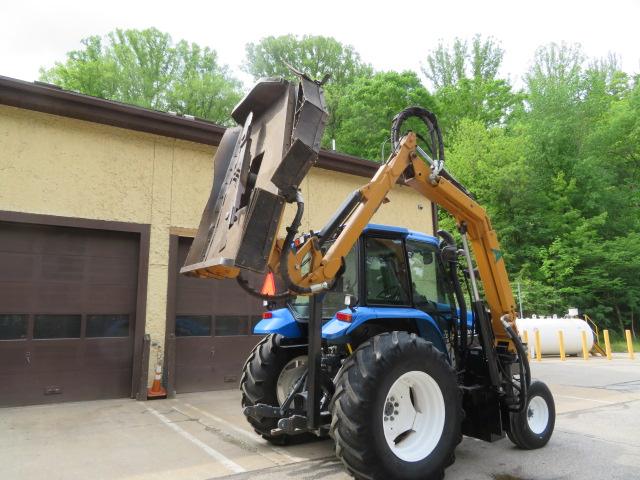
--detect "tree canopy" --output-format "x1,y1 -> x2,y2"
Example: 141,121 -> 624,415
243,34 -> 373,147
332,71 -> 438,160
422,35 -> 520,132
441,42 -> 639,331
243,34 -> 372,85
40,28 -> 243,124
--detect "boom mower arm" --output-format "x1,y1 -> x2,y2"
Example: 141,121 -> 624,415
180,77 -> 516,345
276,131 -> 517,343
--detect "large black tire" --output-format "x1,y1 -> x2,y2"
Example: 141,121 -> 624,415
330,331 -> 462,480
508,380 -> 555,449
240,334 -> 306,444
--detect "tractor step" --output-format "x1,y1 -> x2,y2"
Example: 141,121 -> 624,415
270,411 -> 332,436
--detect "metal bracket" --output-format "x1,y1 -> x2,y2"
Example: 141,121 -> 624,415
275,415 -> 309,435
243,404 -> 282,420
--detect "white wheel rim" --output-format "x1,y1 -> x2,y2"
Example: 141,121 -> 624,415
276,356 -> 307,405
382,371 -> 446,462
527,395 -> 549,435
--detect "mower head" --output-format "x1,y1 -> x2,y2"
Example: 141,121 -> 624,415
180,76 -> 328,279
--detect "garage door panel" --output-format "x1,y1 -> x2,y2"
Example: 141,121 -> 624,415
85,287 -> 135,310
0,284 -> 35,311
30,341 -> 83,371
84,340 -> 134,369
86,256 -> 138,284
35,285 -> 85,312
0,221 -> 139,406
86,231 -> 140,258
0,224 -> 39,253
40,229 -> 89,255
175,287 -> 214,313
0,341 -> 29,370
41,255 -> 86,282
0,252 -> 35,281
173,237 -> 268,393
10,370 -> 130,404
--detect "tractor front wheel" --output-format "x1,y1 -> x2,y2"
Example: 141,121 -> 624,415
508,380 -> 555,449
330,331 -> 462,480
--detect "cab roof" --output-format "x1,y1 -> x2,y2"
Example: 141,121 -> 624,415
363,223 -> 439,246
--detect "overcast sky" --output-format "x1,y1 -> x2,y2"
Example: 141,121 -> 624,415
1,0 -> 639,89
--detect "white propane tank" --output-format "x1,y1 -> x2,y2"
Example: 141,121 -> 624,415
516,315 -> 594,356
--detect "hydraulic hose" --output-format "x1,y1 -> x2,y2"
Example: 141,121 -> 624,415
236,273 -> 291,301
437,229 -> 468,359
235,192 -> 308,300
390,106 -> 473,198
279,191 -> 314,295
500,317 -> 531,412
391,106 -> 444,161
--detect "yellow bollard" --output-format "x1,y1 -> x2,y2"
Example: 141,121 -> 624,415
603,329 -> 612,360
558,330 -> 566,361
535,329 -> 542,362
522,330 -> 530,358
625,330 -> 635,360
581,330 -> 589,360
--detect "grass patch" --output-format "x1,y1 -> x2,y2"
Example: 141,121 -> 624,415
606,332 -> 640,353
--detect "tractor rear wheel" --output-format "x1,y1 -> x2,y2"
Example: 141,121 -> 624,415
240,334 -> 307,444
508,380 -> 555,449
330,331 -> 462,480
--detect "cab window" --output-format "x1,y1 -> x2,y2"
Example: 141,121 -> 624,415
364,237 -> 411,306
406,240 -> 446,305
289,243 -> 358,319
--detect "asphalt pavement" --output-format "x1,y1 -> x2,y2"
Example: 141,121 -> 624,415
1,354 -> 638,480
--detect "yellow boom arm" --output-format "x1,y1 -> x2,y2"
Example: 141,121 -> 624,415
277,132 -> 517,343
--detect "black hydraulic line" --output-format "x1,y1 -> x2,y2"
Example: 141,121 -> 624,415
501,318 -> 531,412
391,106 -> 444,161
279,191 -> 313,295
472,300 -> 503,391
463,275 -> 476,344
390,106 -> 473,199
235,191 -> 308,299
306,294 -> 322,429
437,230 -> 468,360
236,273 -> 291,301
281,371 -> 307,413
317,190 -> 363,247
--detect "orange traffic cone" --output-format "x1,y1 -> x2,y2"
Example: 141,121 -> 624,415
147,363 -> 167,399
261,272 -> 276,296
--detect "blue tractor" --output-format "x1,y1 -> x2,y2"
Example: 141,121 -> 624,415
242,224 -> 474,448
183,75 -> 555,480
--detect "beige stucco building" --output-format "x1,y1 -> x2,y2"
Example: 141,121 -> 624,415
0,76 -> 434,406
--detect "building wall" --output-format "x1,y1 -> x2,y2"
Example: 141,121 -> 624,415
0,104 -> 433,383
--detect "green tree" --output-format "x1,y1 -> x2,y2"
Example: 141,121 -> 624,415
423,35 -> 519,132
40,28 -> 243,124
243,34 -> 372,85
331,71 -> 437,161
243,35 -> 373,145
444,42 -> 640,330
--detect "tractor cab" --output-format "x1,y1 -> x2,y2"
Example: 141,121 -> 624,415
254,224 -> 466,350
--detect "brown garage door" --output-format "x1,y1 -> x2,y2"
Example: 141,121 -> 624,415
0,221 -> 139,406
173,237 -> 265,393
